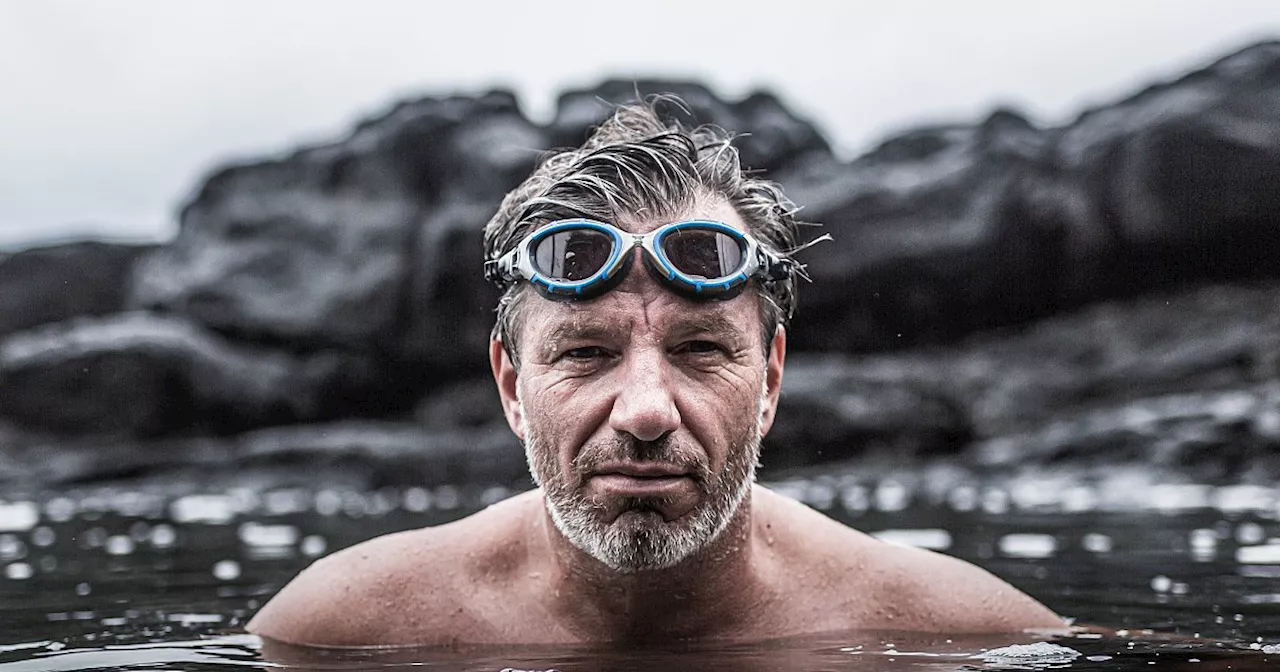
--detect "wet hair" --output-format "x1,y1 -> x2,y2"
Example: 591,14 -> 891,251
483,97 -> 805,367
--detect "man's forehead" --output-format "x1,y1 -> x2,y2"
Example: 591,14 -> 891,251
524,293 -> 757,347
540,304 -> 745,336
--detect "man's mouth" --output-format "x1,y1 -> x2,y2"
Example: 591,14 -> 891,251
589,462 -> 694,496
595,461 -> 690,478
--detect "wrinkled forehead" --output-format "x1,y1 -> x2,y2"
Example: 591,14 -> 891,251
523,289 -> 761,353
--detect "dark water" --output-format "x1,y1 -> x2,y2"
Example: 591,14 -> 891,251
3,476 -> 1280,670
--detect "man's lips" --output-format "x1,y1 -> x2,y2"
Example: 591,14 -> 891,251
592,462 -> 691,478
588,462 -> 695,497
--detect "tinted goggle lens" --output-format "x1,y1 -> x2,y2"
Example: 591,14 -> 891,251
660,227 -> 746,279
529,225 -> 747,282
531,228 -> 615,281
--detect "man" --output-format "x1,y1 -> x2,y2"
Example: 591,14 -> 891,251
247,101 -> 1064,647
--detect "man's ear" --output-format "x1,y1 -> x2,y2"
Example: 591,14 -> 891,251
758,325 -> 787,437
489,339 -> 524,441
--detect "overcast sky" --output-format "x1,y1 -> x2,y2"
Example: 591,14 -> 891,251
2,1 -> 1279,249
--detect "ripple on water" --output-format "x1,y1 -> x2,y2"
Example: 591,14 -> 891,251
871,529 -> 952,550
1237,542 -> 1280,564
998,533 -> 1057,559
30,526 -> 55,548
149,524 -> 176,548
4,562 -> 33,580
105,535 -> 135,556
0,502 -> 38,532
211,559 -> 240,581
169,495 -> 236,525
7,480 -> 1280,669
237,522 -> 298,548
1081,532 -> 1112,553
1236,521 -> 1266,545
978,641 -> 1081,665
300,535 -> 326,557
43,497 -> 75,523
0,534 -> 27,561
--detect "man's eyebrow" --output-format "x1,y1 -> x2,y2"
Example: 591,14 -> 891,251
668,312 -> 749,340
540,320 -> 624,348
535,311 -> 750,350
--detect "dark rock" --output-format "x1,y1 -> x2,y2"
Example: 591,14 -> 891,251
781,42 -> 1280,353
395,97 -> 550,374
941,282 -> 1280,437
1055,42 -> 1280,295
777,109 -> 1069,352
233,421 -> 527,488
0,241 -> 154,338
766,355 -> 973,471
0,423 -> 235,485
0,313 -> 380,436
765,281 -> 1280,475
415,375 -> 504,429
130,90 -> 545,371
7,44 -> 1280,485
0,420 -> 529,491
396,200 -> 506,377
972,383 -> 1280,482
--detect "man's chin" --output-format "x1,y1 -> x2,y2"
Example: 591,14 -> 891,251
601,496 -> 698,525
611,506 -> 676,530
545,497 -> 697,571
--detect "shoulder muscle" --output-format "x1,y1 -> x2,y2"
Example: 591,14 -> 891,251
246,529 -> 455,647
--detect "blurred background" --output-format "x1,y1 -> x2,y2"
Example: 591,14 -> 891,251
3,0 -> 1279,246
2,0 -> 1280,494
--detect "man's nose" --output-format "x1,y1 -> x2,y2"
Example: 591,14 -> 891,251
609,351 -> 681,442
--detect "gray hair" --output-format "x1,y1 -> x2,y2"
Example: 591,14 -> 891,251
483,98 -> 805,367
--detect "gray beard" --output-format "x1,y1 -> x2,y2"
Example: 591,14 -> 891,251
523,407 -> 761,573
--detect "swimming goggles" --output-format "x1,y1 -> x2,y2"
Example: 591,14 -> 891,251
484,219 -> 796,301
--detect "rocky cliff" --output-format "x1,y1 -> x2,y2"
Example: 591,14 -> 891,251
3,42 -> 1279,490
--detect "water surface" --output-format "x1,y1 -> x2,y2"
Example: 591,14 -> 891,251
3,476 -> 1280,670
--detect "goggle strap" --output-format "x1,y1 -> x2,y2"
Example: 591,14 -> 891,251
483,258 -> 514,287
756,248 -> 795,282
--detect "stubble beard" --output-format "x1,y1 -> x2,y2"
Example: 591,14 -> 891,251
523,403 -> 762,573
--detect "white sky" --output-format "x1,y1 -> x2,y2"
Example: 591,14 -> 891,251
1,0 -> 1279,248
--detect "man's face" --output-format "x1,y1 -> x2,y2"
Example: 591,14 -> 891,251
491,198 -> 786,572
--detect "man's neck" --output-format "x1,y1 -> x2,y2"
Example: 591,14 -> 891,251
534,486 -> 771,643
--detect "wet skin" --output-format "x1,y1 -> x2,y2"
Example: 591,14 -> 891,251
246,196 -> 1065,648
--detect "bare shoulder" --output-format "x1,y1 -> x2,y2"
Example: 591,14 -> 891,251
755,486 -> 1065,633
866,539 -> 1066,632
246,490 -> 542,647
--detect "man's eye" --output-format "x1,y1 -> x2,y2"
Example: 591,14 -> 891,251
563,346 -> 607,360
682,341 -> 724,355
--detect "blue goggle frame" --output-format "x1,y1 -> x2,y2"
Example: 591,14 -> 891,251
484,219 -> 794,301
